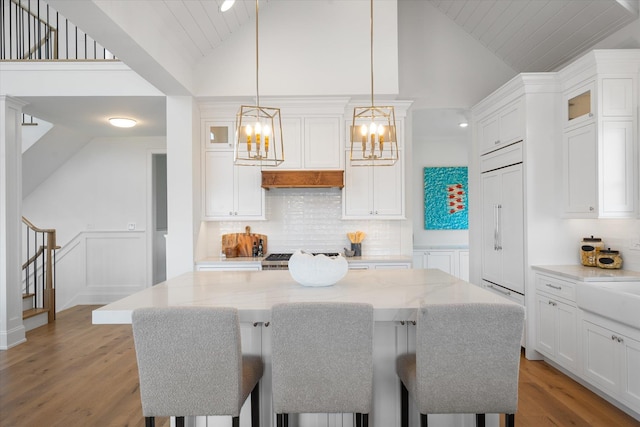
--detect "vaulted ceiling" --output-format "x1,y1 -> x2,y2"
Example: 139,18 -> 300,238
141,0 -> 638,73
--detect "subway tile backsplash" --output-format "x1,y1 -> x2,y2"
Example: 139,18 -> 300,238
211,188 -> 406,256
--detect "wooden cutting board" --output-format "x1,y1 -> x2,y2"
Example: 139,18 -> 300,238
221,226 -> 267,257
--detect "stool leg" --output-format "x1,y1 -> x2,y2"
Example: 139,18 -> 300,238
505,414 -> 515,427
400,381 -> 409,427
232,416 -> 239,427
420,413 -> 428,427
363,413 -> 369,427
175,417 -> 185,427
145,417 -> 155,427
355,413 -> 362,427
276,414 -> 283,427
251,382 -> 260,427
476,414 -> 486,427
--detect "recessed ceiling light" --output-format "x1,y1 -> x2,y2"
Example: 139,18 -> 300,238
458,122 -> 469,128
109,117 -> 137,128
220,0 -> 235,12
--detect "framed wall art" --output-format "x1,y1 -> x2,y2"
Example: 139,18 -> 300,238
423,166 -> 468,230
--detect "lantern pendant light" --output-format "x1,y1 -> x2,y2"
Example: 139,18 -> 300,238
350,0 -> 398,166
234,0 -> 284,167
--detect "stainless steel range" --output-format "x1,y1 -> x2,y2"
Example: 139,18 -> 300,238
261,252 -> 339,270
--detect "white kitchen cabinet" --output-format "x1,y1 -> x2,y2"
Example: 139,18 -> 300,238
563,123 -> 598,215
203,151 -> 265,220
412,248 -> 469,281
196,263 -> 261,272
582,315 -> 640,412
534,273 -> 580,375
560,57 -> 638,219
564,80 -> 595,129
562,120 -> 635,218
347,260 -> 411,270
343,150 -> 404,219
202,120 -> 234,150
478,97 -> 524,154
267,116 -> 343,170
481,162 -> 524,294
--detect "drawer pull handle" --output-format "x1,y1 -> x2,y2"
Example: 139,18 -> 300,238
545,283 -> 562,290
487,284 -> 511,296
548,300 -> 557,306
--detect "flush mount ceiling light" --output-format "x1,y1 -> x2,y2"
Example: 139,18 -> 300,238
220,0 -> 235,12
109,117 -> 137,128
234,0 -> 284,167
350,0 -> 398,167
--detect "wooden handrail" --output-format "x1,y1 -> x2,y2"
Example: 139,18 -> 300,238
22,216 -> 58,323
22,216 -> 56,233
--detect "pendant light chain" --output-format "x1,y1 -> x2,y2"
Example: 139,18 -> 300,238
370,0 -> 374,108
255,0 -> 260,106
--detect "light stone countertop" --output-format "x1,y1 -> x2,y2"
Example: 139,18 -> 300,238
532,265 -> 640,282
195,255 -> 413,266
92,268 -> 514,325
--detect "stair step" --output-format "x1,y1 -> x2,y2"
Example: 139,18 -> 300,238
23,308 -> 48,320
23,293 -> 35,299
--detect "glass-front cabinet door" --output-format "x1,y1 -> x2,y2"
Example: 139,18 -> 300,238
564,81 -> 595,128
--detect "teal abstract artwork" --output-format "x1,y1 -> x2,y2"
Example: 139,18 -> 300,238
424,167 -> 468,230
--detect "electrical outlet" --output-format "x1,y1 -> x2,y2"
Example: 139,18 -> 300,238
127,223 -> 136,231
629,237 -> 640,251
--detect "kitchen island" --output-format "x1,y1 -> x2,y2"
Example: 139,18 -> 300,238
93,268 -> 517,427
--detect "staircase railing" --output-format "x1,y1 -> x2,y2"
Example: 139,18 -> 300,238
1,0 -> 116,60
22,216 -> 58,323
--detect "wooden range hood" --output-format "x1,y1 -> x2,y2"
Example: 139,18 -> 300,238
261,170 -> 344,189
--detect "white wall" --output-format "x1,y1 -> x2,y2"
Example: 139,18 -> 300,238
397,0 -> 516,249
397,0 -> 517,109
196,0 -> 398,98
22,136 -> 166,309
410,109 -> 470,248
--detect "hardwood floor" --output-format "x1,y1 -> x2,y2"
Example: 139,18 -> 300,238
1,305 -> 638,427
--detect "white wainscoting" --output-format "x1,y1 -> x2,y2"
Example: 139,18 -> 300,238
55,231 -> 148,311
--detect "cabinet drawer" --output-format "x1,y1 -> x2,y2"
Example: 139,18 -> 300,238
535,274 -> 576,302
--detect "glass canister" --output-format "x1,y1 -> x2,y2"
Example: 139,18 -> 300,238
580,236 -> 604,267
597,248 -> 623,269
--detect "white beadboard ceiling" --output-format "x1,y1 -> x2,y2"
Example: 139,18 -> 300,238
142,0 -> 639,72
426,0 -> 639,72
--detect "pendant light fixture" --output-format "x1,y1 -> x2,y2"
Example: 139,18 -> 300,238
234,0 -> 284,167
350,0 -> 398,166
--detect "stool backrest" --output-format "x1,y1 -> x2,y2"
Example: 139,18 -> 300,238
132,307 -> 242,416
415,303 -> 525,414
271,302 -> 374,414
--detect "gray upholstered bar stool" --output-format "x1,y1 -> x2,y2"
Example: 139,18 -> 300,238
271,302 -> 374,427
131,307 -> 264,427
396,303 -> 525,427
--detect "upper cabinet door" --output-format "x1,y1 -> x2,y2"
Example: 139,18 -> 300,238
304,117 -> 342,169
563,123 -> 598,217
479,98 -> 524,154
564,81 -> 595,129
601,78 -> 634,117
203,120 -> 234,151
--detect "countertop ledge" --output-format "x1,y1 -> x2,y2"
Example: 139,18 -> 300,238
532,265 -> 640,282
196,255 -> 413,265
